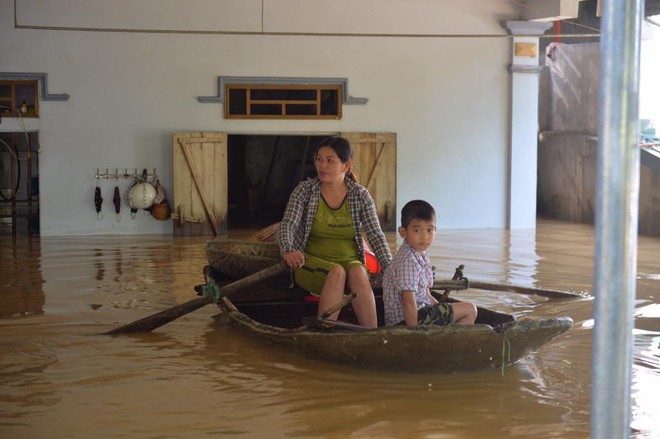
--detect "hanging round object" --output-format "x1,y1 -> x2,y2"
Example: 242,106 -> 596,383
151,201 -> 171,220
128,182 -> 157,210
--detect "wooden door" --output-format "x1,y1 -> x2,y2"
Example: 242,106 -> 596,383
342,132 -> 396,231
172,132 -> 228,236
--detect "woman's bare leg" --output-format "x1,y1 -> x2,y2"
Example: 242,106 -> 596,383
347,266 -> 378,328
317,266 -> 346,320
452,302 -> 477,324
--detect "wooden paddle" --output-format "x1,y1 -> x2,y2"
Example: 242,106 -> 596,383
432,278 -> 588,299
106,262 -> 287,335
297,292 -> 358,331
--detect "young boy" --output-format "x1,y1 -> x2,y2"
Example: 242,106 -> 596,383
383,200 -> 478,327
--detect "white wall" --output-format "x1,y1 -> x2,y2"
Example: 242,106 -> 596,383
0,0 -> 521,235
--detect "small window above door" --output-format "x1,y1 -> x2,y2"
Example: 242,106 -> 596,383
225,84 -> 342,119
0,80 -> 39,118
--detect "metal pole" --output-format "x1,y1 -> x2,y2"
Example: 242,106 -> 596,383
592,0 -> 643,437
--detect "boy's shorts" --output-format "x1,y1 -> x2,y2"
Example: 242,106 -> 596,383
396,303 -> 454,326
294,253 -> 365,296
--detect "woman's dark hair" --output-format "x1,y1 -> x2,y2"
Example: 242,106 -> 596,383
400,200 -> 436,228
315,136 -> 357,181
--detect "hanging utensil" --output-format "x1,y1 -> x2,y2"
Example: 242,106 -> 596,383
94,185 -> 103,219
113,186 -> 121,222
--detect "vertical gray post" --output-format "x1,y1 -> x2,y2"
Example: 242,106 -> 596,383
592,0 -> 643,437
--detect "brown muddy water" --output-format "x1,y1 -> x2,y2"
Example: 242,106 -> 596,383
1,219 -> 659,439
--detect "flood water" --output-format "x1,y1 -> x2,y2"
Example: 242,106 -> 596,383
1,219 -> 659,439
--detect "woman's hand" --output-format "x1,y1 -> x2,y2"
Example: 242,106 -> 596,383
283,250 -> 305,268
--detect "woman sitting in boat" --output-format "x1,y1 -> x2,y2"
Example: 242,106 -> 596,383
278,136 -> 392,328
383,199 -> 477,327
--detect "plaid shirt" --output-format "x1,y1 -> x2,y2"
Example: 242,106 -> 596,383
383,241 -> 435,326
278,177 -> 392,270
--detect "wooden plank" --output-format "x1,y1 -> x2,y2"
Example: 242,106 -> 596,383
344,134 -> 394,144
178,139 -> 220,235
178,133 -> 227,144
364,142 -> 386,193
173,133 -> 195,232
187,139 -> 205,232
344,132 -> 374,184
342,132 -> 397,231
379,133 -> 397,230
201,140 -> 215,230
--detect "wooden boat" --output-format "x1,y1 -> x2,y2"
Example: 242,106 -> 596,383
205,239 -> 279,279
205,240 -> 576,374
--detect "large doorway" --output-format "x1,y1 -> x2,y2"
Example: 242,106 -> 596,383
227,134 -> 325,229
172,131 -> 396,236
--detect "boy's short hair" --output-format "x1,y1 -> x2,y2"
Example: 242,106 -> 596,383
400,200 -> 435,228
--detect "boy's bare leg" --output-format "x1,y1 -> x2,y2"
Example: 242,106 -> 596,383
317,266 -> 346,320
452,302 -> 478,324
347,266 -> 378,328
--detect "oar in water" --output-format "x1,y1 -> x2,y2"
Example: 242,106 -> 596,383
106,262 -> 287,335
432,278 -> 589,299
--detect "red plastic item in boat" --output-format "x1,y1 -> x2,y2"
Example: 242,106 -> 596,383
365,249 -> 381,274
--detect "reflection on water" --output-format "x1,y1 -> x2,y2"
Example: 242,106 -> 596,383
0,220 -> 659,438
0,236 -> 44,317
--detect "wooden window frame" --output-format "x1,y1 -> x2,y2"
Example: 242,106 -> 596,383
224,84 -> 342,120
0,80 -> 39,118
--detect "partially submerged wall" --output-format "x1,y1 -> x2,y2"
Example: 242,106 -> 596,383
538,43 -> 660,237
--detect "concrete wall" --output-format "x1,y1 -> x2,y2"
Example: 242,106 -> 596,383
0,0 -> 521,235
